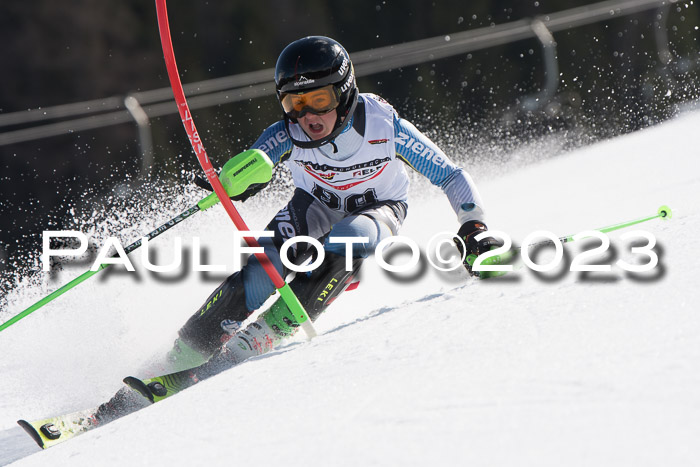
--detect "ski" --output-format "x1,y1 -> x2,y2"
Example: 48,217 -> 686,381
123,368 -> 199,404
16,382 -> 154,449
17,407 -> 101,449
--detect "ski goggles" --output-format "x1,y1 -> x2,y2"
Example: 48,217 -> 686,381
280,85 -> 340,119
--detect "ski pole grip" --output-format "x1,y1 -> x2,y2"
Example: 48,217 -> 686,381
196,149 -> 273,211
197,192 -> 220,211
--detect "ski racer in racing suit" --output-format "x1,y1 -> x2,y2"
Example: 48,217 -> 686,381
92,35 -> 501,421
162,36 -> 500,372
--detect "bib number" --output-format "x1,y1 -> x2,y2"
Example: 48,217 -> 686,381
313,184 -> 377,213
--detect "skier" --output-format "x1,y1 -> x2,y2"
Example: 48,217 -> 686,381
166,35 -> 500,370
94,35 -> 499,421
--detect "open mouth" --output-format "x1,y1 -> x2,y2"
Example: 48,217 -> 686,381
307,122 -> 325,134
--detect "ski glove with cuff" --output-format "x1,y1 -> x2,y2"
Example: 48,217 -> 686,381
454,220 -> 503,277
194,174 -> 269,202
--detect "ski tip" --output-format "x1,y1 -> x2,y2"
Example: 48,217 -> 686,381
17,419 -> 46,449
658,205 -> 672,220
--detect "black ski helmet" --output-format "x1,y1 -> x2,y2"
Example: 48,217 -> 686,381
275,36 -> 358,148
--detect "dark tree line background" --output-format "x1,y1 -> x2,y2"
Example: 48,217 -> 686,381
1,0 -> 698,293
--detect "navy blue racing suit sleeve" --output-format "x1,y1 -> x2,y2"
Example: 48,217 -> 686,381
394,115 -> 486,223
250,120 -> 293,166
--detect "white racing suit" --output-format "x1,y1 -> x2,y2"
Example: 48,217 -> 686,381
171,93 -> 486,369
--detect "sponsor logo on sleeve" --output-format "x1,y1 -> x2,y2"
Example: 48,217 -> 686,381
396,131 -> 449,168
257,129 -> 288,154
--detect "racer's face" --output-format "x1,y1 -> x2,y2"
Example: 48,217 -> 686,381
298,109 -> 337,140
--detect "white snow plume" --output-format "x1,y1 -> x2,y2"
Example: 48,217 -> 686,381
1,106 -> 699,466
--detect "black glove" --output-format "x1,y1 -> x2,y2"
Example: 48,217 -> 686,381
230,182 -> 269,202
194,175 -> 268,202
454,220 -> 503,276
193,174 -> 215,191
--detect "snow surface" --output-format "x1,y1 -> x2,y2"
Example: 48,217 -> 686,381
1,107 -> 700,466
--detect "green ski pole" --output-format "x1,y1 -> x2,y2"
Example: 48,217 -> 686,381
0,205 -> 200,333
468,205 -> 673,277
526,205 -> 672,249
0,149 -> 273,333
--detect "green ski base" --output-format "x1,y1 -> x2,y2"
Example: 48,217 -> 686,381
17,407 -> 100,449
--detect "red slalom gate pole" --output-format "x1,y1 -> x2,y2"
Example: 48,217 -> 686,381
154,0 -> 315,338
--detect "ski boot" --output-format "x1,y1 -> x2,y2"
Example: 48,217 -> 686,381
205,252 -> 364,374
166,272 -> 250,371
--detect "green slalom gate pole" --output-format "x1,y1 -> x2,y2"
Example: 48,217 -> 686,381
155,0 -> 316,338
0,149 -> 274,333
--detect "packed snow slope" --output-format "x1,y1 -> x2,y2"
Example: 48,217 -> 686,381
1,106 -> 700,466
